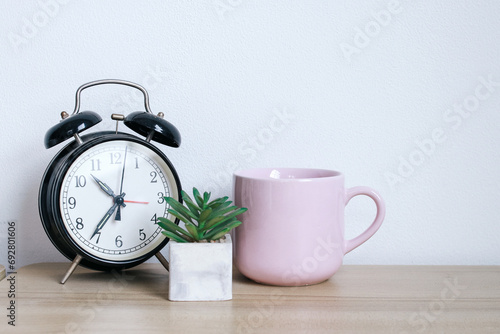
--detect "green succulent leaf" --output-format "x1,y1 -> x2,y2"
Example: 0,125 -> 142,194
198,208 -> 212,224
181,191 -> 201,217
184,222 -> 200,241
192,188 -> 204,208
167,209 -> 193,227
207,196 -> 229,208
208,229 -> 231,241
157,217 -> 192,239
217,207 -> 247,225
203,218 -> 240,237
184,199 -> 201,218
207,200 -> 232,214
203,191 -> 211,205
203,220 -> 242,240
202,216 -> 226,230
165,197 -> 197,221
201,207 -> 246,232
162,230 -> 190,243
207,204 -> 237,219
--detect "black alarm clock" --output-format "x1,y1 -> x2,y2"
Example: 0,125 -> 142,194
38,79 -> 182,283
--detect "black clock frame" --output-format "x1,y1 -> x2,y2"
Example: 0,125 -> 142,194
39,131 -> 182,271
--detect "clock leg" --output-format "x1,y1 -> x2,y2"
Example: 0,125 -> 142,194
60,254 -> 83,284
155,252 -> 169,271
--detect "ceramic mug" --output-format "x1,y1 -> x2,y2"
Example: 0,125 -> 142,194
233,168 -> 386,286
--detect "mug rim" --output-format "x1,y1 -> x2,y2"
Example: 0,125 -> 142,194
233,167 -> 343,181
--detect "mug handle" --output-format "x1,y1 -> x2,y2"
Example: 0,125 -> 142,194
344,186 -> 386,254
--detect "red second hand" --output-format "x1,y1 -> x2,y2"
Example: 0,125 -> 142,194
123,200 -> 149,204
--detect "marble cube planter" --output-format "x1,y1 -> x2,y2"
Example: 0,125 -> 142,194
168,234 -> 232,301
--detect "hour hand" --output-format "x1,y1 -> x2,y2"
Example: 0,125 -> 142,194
90,203 -> 118,241
91,174 -> 115,197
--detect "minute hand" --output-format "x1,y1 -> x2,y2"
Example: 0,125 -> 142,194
90,203 -> 118,241
115,146 -> 128,221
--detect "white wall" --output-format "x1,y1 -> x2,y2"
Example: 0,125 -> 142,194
1,0 -> 499,268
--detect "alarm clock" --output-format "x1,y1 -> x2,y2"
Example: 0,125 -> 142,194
38,79 -> 182,283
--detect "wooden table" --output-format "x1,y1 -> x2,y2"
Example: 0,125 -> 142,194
0,263 -> 499,333
0,265 -> 5,281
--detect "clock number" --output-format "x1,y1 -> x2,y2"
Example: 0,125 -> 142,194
110,152 -> 122,165
139,229 -> 146,241
151,214 -> 157,224
157,192 -> 165,204
94,231 -> 101,244
150,171 -> 158,183
75,175 -> 87,188
135,157 -> 139,169
75,217 -> 84,230
91,159 -> 101,171
68,197 -> 77,209
115,235 -> 123,248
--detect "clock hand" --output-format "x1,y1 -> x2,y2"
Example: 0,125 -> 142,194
115,146 -> 128,220
91,174 -> 115,197
119,146 -> 128,194
90,202 -> 119,241
123,200 -> 149,204
91,174 -> 126,221
114,193 -> 126,221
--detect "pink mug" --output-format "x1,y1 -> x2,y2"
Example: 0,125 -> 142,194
233,168 -> 386,286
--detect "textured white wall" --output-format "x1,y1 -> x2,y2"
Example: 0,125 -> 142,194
0,1 -> 499,268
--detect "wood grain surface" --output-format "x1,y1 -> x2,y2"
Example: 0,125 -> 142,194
0,263 -> 499,333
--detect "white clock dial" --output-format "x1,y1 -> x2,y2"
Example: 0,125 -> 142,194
59,140 -> 178,261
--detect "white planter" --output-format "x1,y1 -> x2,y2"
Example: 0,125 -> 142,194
168,234 -> 232,301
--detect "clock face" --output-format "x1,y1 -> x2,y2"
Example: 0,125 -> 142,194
57,139 -> 178,262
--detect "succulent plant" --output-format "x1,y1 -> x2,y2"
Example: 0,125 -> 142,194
157,187 -> 247,243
